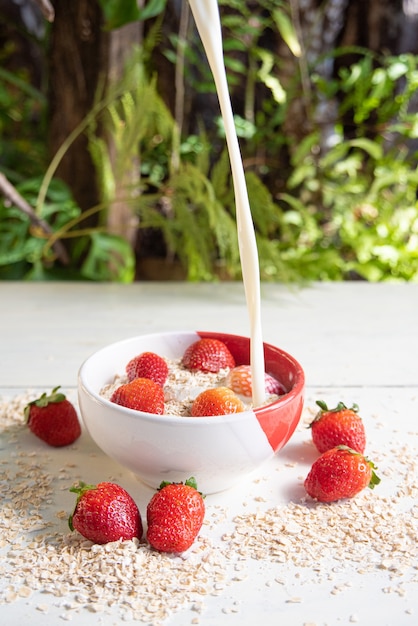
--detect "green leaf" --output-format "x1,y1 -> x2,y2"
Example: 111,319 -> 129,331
97,0 -> 166,30
272,8 -> 301,57
224,57 -> 248,75
98,0 -> 141,29
348,138 -> 383,161
139,0 -> 167,21
387,60 -> 409,81
256,49 -> 286,103
81,232 -> 135,282
0,67 -> 46,103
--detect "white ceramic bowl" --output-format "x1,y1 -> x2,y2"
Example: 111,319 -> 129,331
78,331 -> 305,494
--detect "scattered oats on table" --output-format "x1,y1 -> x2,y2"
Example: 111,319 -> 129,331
1,392 -> 418,625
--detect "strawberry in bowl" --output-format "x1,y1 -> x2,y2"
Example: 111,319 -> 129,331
78,331 -> 305,494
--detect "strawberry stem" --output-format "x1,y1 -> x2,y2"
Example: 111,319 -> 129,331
68,481 -> 97,531
25,387 -> 67,422
315,400 -> 359,414
366,460 -> 381,489
69,481 -> 96,498
157,476 -> 204,496
185,477 -> 198,490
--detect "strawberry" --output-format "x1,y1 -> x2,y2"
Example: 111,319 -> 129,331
126,351 -> 168,386
304,445 -> 380,503
24,386 -> 81,447
310,400 -> 366,454
191,386 -> 245,417
110,377 -> 165,414
69,481 -> 143,544
146,477 -> 205,553
182,338 -> 235,373
226,364 -> 286,398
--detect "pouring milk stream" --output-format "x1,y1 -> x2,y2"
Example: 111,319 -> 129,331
188,0 -> 266,406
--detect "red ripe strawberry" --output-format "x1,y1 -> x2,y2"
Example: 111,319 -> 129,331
146,477 -> 205,553
304,445 -> 380,503
226,364 -> 286,398
310,400 -> 366,454
182,338 -> 235,373
126,351 -> 168,386
24,386 -> 81,447
69,481 -> 143,544
191,386 -> 244,417
110,377 -> 165,414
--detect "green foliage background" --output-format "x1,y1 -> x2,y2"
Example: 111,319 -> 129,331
1,1 -> 418,282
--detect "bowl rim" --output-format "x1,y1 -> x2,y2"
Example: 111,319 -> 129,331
78,330 -> 305,426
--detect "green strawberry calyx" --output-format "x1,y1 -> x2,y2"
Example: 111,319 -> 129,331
68,481 -> 97,531
315,399 -> 359,415
335,445 -> 381,490
157,476 -> 205,497
158,476 -> 197,490
24,386 -> 66,422
309,400 -> 360,428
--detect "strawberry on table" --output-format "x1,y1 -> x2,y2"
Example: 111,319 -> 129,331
226,364 -> 286,398
182,338 -> 235,373
304,445 -> 380,503
110,377 -> 165,414
310,400 -> 366,454
191,386 -> 244,417
69,481 -> 143,544
24,386 -> 81,447
146,477 -> 205,553
126,351 -> 168,386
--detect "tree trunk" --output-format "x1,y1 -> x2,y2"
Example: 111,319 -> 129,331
105,20 -> 143,245
338,0 -> 403,51
48,0 -> 108,222
48,0 -> 142,243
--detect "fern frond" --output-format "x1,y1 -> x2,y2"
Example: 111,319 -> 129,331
88,135 -> 116,207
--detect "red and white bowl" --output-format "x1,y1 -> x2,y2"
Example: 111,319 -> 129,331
78,331 -> 305,494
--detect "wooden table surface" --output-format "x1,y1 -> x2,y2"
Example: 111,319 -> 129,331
1,281 -> 417,625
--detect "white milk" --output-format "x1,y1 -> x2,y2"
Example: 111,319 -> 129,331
188,0 -> 265,406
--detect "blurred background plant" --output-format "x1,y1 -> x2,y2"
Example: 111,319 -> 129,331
0,0 -> 417,282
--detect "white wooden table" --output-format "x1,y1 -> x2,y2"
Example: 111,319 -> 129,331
1,281 -> 417,625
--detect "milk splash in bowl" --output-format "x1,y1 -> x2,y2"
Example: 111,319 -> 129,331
188,0 -> 265,407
